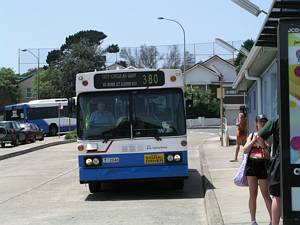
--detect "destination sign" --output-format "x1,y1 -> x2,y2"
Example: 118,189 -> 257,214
94,71 -> 165,89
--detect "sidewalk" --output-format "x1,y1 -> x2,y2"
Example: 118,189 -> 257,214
190,130 -> 273,225
0,136 -> 76,160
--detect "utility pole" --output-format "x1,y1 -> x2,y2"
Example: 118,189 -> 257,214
219,75 -> 224,146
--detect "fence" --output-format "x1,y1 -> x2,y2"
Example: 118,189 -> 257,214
18,40 -> 244,74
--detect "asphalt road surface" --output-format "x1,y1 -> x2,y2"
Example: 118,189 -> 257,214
0,131 -> 217,225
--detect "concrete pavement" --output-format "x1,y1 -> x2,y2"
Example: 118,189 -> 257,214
188,129 -> 278,225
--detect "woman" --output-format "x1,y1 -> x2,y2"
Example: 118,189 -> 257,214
243,114 -> 272,225
231,106 -> 247,162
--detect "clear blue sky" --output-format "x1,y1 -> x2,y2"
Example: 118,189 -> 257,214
0,0 -> 273,73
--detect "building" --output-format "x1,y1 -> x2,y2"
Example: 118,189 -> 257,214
0,89 -> 13,116
232,1 -> 293,132
17,74 -> 35,103
106,63 -> 126,70
183,55 -> 245,124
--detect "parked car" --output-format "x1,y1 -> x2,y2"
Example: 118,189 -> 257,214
20,122 -> 45,142
0,121 -> 27,147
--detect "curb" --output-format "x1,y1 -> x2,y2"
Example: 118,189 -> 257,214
0,139 -> 76,161
199,145 -> 225,225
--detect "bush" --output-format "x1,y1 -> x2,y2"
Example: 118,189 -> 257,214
184,85 -> 220,119
65,130 -> 77,140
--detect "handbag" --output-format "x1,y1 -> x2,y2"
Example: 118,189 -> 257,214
233,153 -> 249,186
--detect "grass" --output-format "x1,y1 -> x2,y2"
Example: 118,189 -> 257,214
65,130 -> 77,140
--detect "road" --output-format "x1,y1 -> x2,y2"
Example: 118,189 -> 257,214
0,130 -> 220,225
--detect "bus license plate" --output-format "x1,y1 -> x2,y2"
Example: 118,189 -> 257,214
144,154 -> 165,164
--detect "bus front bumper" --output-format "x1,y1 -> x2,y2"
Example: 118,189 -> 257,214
79,164 -> 188,183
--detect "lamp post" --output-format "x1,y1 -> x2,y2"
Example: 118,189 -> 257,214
215,38 -> 249,57
158,17 -> 186,72
22,49 -> 40,99
211,65 -> 225,146
231,0 -> 267,16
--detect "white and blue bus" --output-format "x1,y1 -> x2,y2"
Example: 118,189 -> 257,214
4,98 -> 76,136
76,69 -> 188,193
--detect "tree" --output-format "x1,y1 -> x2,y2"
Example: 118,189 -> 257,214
235,39 -> 254,73
0,68 -> 20,114
184,85 -> 220,118
61,30 -> 107,51
47,30 -> 107,67
32,68 -> 64,99
44,30 -> 107,98
106,44 -> 120,53
46,50 -> 63,67
138,45 -> 160,68
163,45 -> 181,69
119,48 -> 137,67
61,39 -> 106,97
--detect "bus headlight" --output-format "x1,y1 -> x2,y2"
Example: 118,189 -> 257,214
93,158 -> 100,165
167,154 -> 174,162
85,158 -> 93,166
174,154 -> 181,162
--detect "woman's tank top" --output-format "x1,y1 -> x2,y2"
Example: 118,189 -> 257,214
249,134 -> 268,159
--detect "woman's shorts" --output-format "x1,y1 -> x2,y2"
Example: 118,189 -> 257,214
245,158 -> 268,179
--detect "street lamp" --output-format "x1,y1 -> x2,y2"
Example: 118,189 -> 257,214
22,49 -> 40,99
211,65 -> 225,146
158,17 -> 186,72
231,0 -> 267,17
215,38 -> 249,56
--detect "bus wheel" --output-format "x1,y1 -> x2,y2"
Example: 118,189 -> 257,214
49,125 -> 58,136
88,182 -> 102,193
172,180 -> 184,190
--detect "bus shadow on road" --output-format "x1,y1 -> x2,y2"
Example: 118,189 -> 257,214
85,169 -> 214,201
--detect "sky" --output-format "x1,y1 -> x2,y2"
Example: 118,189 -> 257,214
0,0 -> 273,74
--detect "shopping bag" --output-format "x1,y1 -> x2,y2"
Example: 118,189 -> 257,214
233,153 -> 248,186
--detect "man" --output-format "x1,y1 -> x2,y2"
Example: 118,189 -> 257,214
258,115 -> 280,225
90,102 -> 114,125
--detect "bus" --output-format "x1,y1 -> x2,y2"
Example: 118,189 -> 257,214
4,98 -> 76,136
76,69 -> 188,193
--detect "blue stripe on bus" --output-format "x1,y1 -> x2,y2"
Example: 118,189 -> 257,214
27,119 -> 49,133
78,151 -> 188,182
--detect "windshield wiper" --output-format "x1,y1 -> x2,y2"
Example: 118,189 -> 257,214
102,136 -> 113,143
153,135 -> 162,141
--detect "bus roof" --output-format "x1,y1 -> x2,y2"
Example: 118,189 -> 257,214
28,98 -> 68,104
4,98 -> 69,110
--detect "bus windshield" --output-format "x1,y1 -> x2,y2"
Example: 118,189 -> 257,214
4,108 -> 25,120
77,89 -> 185,140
